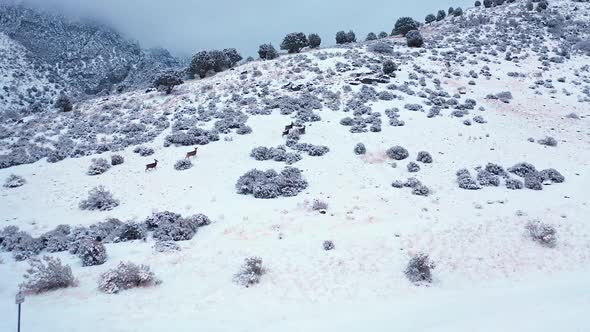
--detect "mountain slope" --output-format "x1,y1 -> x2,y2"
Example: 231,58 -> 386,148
0,1 -> 590,331
0,4 -> 181,112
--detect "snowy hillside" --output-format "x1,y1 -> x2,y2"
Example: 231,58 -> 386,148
1,0 -> 590,331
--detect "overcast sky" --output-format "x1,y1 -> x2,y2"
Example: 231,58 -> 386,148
13,0 -> 474,57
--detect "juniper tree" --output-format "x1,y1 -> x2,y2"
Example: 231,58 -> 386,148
280,32 -> 309,53
425,14 -> 436,24
436,10 -> 446,21
153,71 -> 184,94
258,44 -> 279,60
308,33 -> 321,48
393,17 -> 420,36
223,48 -> 243,67
365,32 -> 378,41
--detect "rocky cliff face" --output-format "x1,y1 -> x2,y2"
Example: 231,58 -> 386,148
0,4 -> 181,112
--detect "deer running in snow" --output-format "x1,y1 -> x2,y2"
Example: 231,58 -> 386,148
145,159 -> 158,172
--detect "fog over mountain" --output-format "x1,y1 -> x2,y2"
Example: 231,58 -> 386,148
7,0 -> 473,56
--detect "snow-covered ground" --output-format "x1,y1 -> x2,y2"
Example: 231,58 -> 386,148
1,0 -> 590,331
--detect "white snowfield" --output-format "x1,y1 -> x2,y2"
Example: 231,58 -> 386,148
1,0 -> 590,331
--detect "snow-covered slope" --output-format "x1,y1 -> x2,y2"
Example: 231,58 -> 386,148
1,0 -> 590,331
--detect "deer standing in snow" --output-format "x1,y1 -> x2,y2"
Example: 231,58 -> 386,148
186,147 -> 198,159
145,159 -> 158,172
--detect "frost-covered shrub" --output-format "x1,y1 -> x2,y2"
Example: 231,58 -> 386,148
90,219 -> 124,243
508,162 -> 537,178
369,42 -> 393,54
4,174 -> 25,188
323,240 -> 335,251
111,154 -> 124,166
524,174 -> 543,190
391,180 -> 404,188
538,136 -> 557,147
133,146 -> 154,156
250,146 -> 272,161
236,167 -> 308,199
233,257 -> 265,287
412,185 -> 430,196
19,256 -> 76,294
407,162 -> 420,172
307,145 -> 330,157
354,143 -> 366,155
456,169 -> 481,190
416,151 -> 432,163
78,240 -> 107,267
365,32 -> 378,41
404,177 -> 422,188
115,222 -> 146,242
152,218 -> 199,242
485,163 -> 506,176
79,186 -> 119,211
336,30 -> 356,44
87,158 -> 111,176
539,168 -> 564,183
525,221 -> 556,248
145,211 -> 182,230
394,17 -> 420,36
477,170 -> 500,186
2,228 -> 45,261
383,60 -> 397,75
473,116 -> 486,124
153,72 -> 184,94
386,146 -> 409,160
425,14 -> 436,24
406,30 -> 424,48
184,213 -> 211,227
174,159 -> 193,171
505,178 -> 524,190
312,199 -> 328,211
153,241 -> 181,253
404,254 -> 435,284
98,261 -> 161,294
40,225 -> 71,253
236,125 -> 252,135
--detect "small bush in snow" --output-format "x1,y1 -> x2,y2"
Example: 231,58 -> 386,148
19,256 -> 76,294
312,199 -> 328,211
456,169 -> 481,190
87,158 -> 111,176
233,257 -> 265,287
115,222 -> 146,242
383,60 -> 397,75
505,178 -> 524,190
406,30 -> 424,48
145,211 -> 182,230
354,143 -> 366,155
525,221 -> 556,248
41,225 -> 71,253
407,162 -> 420,172
477,170 -> 500,187
236,167 -> 308,199
79,186 -> 119,211
323,240 -> 335,251
416,151 -> 432,164
369,42 -> 393,54
524,174 -> 543,190
174,159 -> 193,171
133,146 -> 154,156
538,136 -> 558,147
152,218 -> 199,242
184,213 -> 212,227
412,185 -> 431,196
111,154 -> 124,166
508,162 -> 537,178
484,163 -> 506,176
98,261 -> 161,294
386,146 -> 409,160
78,240 -> 107,267
153,241 -> 181,253
4,174 -> 25,188
539,168 -> 565,183
405,254 -> 435,284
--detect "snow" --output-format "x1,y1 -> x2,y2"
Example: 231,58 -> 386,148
1,0 -> 590,330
